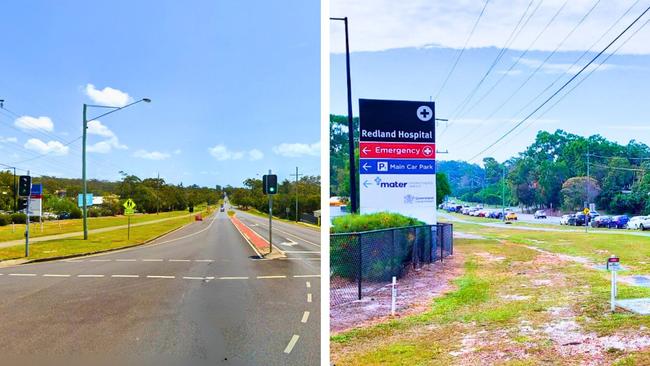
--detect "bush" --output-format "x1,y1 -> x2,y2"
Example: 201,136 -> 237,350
0,214 -> 10,226
11,213 -> 26,224
70,207 -> 82,219
331,212 -> 424,233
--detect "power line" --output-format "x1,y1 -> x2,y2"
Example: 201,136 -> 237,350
466,4 -> 650,162
433,0 -> 490,102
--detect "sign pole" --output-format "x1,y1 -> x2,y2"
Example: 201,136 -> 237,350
607,255 -> 620,312
268,169 -> 273,255
25,170 -> 30,257
128,215 -> 131,240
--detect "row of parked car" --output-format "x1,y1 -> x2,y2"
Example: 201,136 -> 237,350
560,212 -> 650,230
440,203 -> 518,221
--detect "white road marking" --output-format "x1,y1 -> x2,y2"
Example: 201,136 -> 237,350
142,259 -> 163,262
284,335 -> 300,354
168,259 -> 191,262
307,293 -> 312,303
219,276 -> 249,280
306,281 -> 311,288
183,276 -> 205,280
194,259 -> 214,262
43,274 -> 71,277
301,311 -> 310,323
111,274 -> 139,278
78,274 -> 104,278
257,275 -> 286,279
293,274 -> 320,278
116,259 -> 137,262
9,273 -> 37,276
147,275 -> 175,279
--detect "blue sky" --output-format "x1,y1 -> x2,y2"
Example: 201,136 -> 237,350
330,0 -> 650,165
0,0 -> 320,187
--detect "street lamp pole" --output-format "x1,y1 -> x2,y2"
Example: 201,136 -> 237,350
82,98 -> 151,240
330,16 -> 357,214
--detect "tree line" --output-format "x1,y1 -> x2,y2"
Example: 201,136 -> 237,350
439,130 -> 650,215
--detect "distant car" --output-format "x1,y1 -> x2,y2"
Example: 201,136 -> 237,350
505,212 -> 517,221
487,211 -> 502,219
560,214 -> 576,226
591,215 -> 611,228
627,216 -> 650,230
609,215 -> 629,229
220,206 -> 225,212
58,212 -> 71,220
574,213 -> 587,226
533,210 -> 547,219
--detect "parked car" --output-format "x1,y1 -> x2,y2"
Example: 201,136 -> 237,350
627,216 -> 648,230
560,214 -> 576,226
58,212 -> 71,220
591,215 -> 611,228
488,211 -> 503,219
505,212 -> 517,221
609,215 -> 629,229
533,210 -> 547,219
574,213 -> 587,226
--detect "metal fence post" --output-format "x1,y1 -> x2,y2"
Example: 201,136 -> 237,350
357,233 -> 362,300
440,224 -> 444,263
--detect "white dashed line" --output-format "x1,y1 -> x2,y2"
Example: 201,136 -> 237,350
257,275 -> 287,279
43,274 -> 71,277
183,276 -> 205,280
306,281 -> 311,288
9,273 -> 37,276
284,335 -> 300,354
142,259 -> 163,262
168,259 -> 191,262
219,276 -> 249,280
293,275 -> 320,278
147,275 -> 175,279
111,274 -> 139,278
78,274 -> 104,278
194,259 -> 214,262
301,311 -> 310,323
307,293 -> 312,303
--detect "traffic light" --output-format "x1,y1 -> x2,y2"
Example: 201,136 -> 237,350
17,197 -> 28,211
263,174 -> 278,195
18,175 -> 31,197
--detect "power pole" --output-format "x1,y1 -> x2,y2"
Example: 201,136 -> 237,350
291,167 -> 302,222
586,146 -> 590,233
502,165 -> 506,221
157,172 -> 160,215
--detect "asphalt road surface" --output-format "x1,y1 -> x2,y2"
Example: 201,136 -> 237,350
0,210 -> 320,365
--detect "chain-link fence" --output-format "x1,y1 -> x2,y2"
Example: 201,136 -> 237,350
330,223 -> 453,307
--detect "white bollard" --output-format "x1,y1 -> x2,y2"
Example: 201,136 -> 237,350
391,276 -> 397,316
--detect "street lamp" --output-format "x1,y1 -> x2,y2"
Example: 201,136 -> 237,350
330,16 -> 357,214
82,98 -> 151,240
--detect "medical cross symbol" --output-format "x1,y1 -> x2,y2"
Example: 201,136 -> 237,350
417,105 -> 433,121
423,146 -> 433,156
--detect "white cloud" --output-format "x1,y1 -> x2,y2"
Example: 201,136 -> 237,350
249,149 -> 264,161
14,116 -> 54,132
85,83 -> 132,107
133,149 -> 171,160
85,119 -> 127,153
272,142 -> 320,157
331,1 -> 650,54
518,57 -> 616,74
0,136 -> 17,143
87,120 -> 115,138
24,138 -> 69,156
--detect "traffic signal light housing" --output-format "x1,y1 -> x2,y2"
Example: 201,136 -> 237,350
263,174 -> 278,195
18,175 -> 31,197
18,197 -> 28,211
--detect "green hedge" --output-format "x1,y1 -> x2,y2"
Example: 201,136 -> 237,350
330,212 -> 424,233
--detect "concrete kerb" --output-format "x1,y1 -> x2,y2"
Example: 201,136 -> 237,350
0,214 -> 210,268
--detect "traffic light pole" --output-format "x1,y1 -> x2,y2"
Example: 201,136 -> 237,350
268,169 -> 273,255
82,104 -> 88,240
25,170 -> 30,257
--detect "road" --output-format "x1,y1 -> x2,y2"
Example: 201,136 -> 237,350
0,210 -> 320,365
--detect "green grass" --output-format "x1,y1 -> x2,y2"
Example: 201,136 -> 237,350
0,208 -> 204,242
0,206 -> 211,261
331,223 -> 650,365
237,208 -> 320,228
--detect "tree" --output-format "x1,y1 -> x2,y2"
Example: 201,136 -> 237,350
561,177 -> 601,211
436,173 -> 452,205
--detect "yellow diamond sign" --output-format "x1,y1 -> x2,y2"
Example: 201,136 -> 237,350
124,198 -> 136,215
583,208 -> 590,215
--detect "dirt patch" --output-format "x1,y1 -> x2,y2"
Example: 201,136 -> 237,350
330,253 -> 464,334
454,231 -> 485,240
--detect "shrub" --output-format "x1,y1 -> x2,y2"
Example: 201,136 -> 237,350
331,212 -> 424,233
0,214 -> 10,226
70,207 -> 82,219
11,213 -> 26,224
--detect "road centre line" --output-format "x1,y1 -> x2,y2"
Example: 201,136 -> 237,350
307,293 -> 312,303
43,274 -> 70,277
147,275 -> 175,279
78,274 -> 104,278
111,274 -> 139,278
183,276 -> 206,280
283,335 -> 300,354
293,274 -> 320,278
219,276 -> 249,280
168,259 -> 191,262
306,281 -> 311,288
142,259 -> 163,262
9,273 -> 36,276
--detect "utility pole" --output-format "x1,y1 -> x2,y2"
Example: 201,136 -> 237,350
157,172 -> 160,215
586,146 -> 590,233
82,103 -> 88,240
502,165 -> 506,222
330,17 -> 357,213
291,167 -> 302,222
